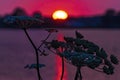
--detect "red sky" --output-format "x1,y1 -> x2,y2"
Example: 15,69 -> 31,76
0,0 -> 120,17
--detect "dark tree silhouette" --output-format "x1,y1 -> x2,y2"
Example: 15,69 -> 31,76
116,11 -> 120,16
32,11 -> 44,28
32,11 -> 43,19
115,11 -> 120,25
11,7 -> 27,16
102,9 -> 116,27
105,9 -> 116,16
0,15 -> 1,18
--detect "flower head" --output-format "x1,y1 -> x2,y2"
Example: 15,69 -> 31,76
4,16 -> 44,29
44,31 -> 119,75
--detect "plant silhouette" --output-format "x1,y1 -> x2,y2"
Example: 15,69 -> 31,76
43,31 -> 119,80
4,16 -> 119,80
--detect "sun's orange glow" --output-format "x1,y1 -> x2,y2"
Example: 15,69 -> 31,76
52,10 -> 68,20
55,33 -> 67,80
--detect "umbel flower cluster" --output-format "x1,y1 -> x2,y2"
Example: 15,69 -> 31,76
44,31 -> 119,75
4,16 -> 43,28
4,16 -> 119,80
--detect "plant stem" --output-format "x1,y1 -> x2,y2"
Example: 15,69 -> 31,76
79,67 -> 82,80
60,48 -> 64,80
60,57 -> 64,80
38,33 -> 51,50
74,67 -> 79,80
74,67 -> 82,80
23,29 -> 42,80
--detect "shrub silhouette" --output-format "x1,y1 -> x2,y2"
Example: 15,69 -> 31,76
11,7 -> 28,16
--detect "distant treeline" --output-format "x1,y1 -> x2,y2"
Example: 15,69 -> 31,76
0,7 -> 120,29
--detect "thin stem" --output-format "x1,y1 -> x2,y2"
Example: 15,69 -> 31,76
23,29 -> 42,80
23,29 -> 36,50
79,67 -> 82,80
46,47 -> 65,80
74,67 -> 79,80
38,33 -> 51,50
74,67 -> 82,80
60,48 -> 64,80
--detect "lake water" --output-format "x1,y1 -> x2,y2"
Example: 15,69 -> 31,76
0,29 -> 120,80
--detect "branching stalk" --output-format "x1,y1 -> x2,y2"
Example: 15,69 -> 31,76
60,57 -> 64,80
38,33 -> 51,50
23,29 -> 42,80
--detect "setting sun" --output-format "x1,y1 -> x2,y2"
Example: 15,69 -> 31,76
52,10 -> 68,20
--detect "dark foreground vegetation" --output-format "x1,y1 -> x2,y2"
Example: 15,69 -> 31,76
4,14 -> 119,80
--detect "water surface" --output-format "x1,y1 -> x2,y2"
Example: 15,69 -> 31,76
0,29 -> 120,80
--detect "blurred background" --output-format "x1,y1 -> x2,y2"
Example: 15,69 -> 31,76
0,0 -> 120,80
0,0 -> 120,28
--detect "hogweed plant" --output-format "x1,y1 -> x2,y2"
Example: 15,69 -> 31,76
4,16 -> 119,80
4,16 -> 44,80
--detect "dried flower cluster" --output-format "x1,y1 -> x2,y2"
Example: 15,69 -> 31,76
4,16 -> 43,28
44,31 -> 119,75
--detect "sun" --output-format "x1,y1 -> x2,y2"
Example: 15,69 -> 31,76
52,10 -> 68,20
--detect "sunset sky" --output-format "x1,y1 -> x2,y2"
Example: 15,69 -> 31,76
0,0 -> 120,17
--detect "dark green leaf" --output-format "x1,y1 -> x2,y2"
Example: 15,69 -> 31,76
110,54 -> 119,65
51,40 -> 60,49
96,48 -> 108,59
64,37 -> 74,43
103,66 -> 113,75
75,31 -> 84,39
